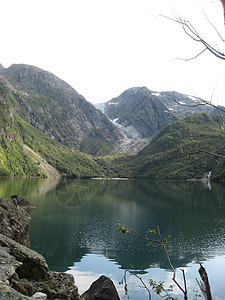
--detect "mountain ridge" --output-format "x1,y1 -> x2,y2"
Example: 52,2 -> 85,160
0,64 -> 126,156
94,87 -> 218,154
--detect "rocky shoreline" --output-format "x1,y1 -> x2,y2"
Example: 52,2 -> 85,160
0,196 -> 120,300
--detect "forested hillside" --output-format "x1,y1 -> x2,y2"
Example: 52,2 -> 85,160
0,64 -> 125,156
0,84 -> 102,178
98,113 -> 225,180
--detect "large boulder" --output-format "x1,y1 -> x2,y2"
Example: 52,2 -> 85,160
82,275 -> 120,300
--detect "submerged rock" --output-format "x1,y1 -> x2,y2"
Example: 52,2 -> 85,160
82,275 -> 120,300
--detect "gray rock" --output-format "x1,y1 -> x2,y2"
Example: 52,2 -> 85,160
11,194 -> 36,211
0,233 -> 82,299
82,275 -> 120,300
0,197 -> 82,300
31,292 -> 47,299
0,198 -> 31,247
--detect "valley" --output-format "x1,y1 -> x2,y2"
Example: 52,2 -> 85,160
0,63 -> 225,180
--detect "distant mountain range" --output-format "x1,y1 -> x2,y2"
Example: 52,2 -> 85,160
1,63 -> 225,180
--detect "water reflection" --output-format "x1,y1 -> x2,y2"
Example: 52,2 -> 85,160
0,178 -> 225,298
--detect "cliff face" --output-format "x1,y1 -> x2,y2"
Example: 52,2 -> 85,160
0,64 -> 125,156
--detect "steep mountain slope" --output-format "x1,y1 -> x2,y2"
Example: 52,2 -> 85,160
102,87 -> 216,144
156,90 -> 215,118
0,64 -> 125,156
104,87 -> 178,139
98,113 -> 225,180
0,85 -> 45,177
0,83 -> 103,178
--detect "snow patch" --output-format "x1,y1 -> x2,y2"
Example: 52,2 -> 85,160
113,118 -> 119,123
108,102 -> 118,106
152,92 -> 160,97
188,95 -> 199,102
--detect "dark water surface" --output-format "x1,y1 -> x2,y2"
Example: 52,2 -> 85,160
0,178 -> 225,299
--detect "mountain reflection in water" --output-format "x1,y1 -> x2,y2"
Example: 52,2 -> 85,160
0,178 -> 225,299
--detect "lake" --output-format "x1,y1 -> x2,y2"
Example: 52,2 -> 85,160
0,178 -> 225,299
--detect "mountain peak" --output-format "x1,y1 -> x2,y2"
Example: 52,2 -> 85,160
0,63 -> 5,70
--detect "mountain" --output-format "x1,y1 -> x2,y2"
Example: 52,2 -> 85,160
1,78 -> 225,180
1,63 -> 225,180
103,87 -> 215,142
0,83 -> 103,178
0,64 -> 125,156
0,84 -> 45,177
155,90 -> 215,118
97,113 -> 225,180
104,87 -> 177,138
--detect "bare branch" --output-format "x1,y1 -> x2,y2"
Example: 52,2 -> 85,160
200,6 -> 225,42
175,48 -> 207,61
172,91 -> 225,114
161,15 -> 225,60
156,226 -> 187,299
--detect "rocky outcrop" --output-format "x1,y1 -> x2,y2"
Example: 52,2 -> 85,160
0,234 -> 82,299
0,196 -> 32,247
0,197 -> 82,300
82,275 -> 120,300
0,197 -> 121,299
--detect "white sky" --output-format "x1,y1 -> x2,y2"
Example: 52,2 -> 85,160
1,0 -> 225,105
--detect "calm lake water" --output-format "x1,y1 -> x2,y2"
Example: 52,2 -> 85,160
0,178 -> 225,299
